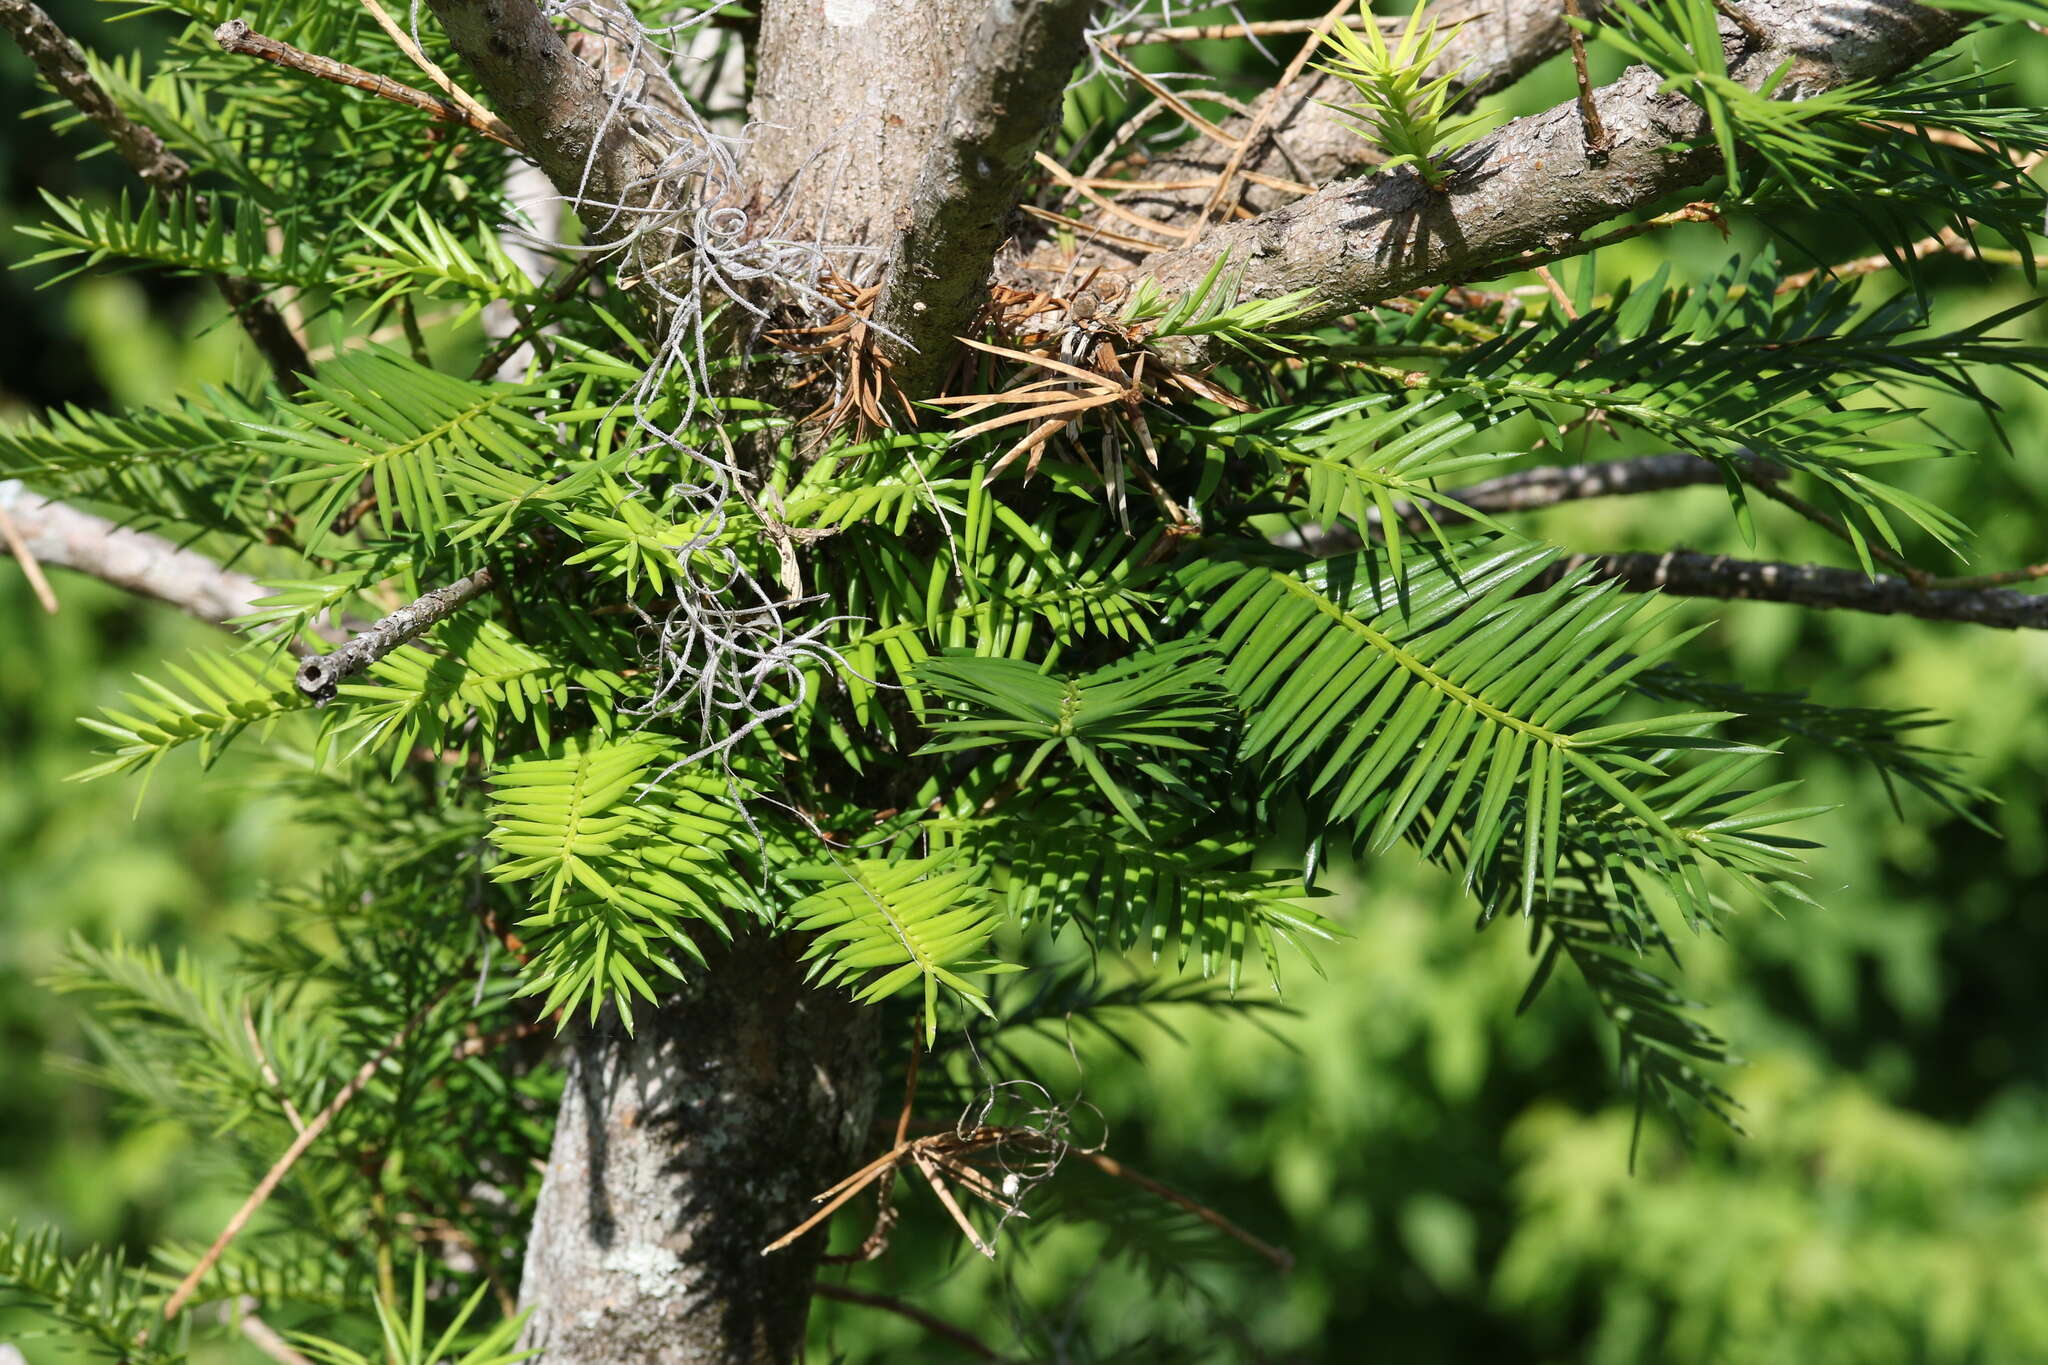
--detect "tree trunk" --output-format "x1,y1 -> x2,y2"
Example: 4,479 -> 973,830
515,932 -> 881,1363
746,0 -> 986,251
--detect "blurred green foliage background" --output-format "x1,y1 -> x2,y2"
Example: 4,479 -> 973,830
3,3 -> 2046,1361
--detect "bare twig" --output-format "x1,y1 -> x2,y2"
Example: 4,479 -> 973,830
2,0 -> 310,387
213,20 -> 522,150
1095,43 -> 1243,149
0,481 -> 272,628
294,567 -> 496,703
238,1308 -> 315,1365
821,1024 -> 922,1266
1034,152 -> 1199,241
1532,264 -> 1578,319
243,1007 -> 308,1133
1063,1 -> 1610,263
1931,561 -> 2048,591
1098,12 -> 1384,46
1552,550 -> 2048,630
162,983 -> 455,1322
811,1283 -> 1002,1361
871,0 -> 1096,398
0,0 -> 189,186
449,1016 -> 548,1060
1562,0 -> 1608,151
352,0 -> 511,141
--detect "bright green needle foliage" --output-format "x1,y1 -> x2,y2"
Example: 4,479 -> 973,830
1311,3 -> 1497,190
1590,0 -> 2048,252
487,737 -> 750,1022
0,1226 -> 183,1364
1120,252 -> 1318,354
787,852 -> 1007,1042
915,641 -> 1233,835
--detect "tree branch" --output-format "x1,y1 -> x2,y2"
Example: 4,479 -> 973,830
160,982 -> 457,1323
419,0 -> 656,247
871,0 -> 1096,397
1058,0 -> 1605,263
0,0 -> 187,186
1,0 -> 312,388
1273,451 -> 1779,552
1409,451 -> 1775,528
293,567 -> 495,703
212,20 -> 520,149
1554,550 -> 2048,629
1130,0 -> 1963,356
746,0 -> 988,250
0,480 -> 270,626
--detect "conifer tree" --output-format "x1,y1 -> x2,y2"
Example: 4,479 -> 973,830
1,0 -> 2043,1360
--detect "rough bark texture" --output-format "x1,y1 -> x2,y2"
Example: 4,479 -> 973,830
1071,0 -> 1606,261
422,0 -> 657,246
871,0 -> 1097,395
514,932 -> 880,1364
1,0 -> 190,188
294,567 -> 496,703
745,0 -> 985,251
1132,0 -> 1963,355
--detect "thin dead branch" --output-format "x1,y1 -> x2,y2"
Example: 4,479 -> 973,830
214,20 -> 522,149
1132,6 -> 1960,365
352,0 -> 509,139
811,1283 -> 1002,1361
294,568 -> 496,704
0,501 -> 59,613
1188,0 -> 1353,231
1562,0 -> 1608,152
1551,550 -> 2048,630
161,982 -> 456,1322
1073,1149 -> 1294,1273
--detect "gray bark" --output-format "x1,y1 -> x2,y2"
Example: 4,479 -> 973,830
1131,0 -> 1963,359
421,0 -> 659,248
0,479 -> 269,625
294,568 -> 496,703
745,0 -> 986,251
515,932 -> 880,1364
871,0 -> 1097,396
1551,551 -> 2048,630
1067,0 -> 1606,263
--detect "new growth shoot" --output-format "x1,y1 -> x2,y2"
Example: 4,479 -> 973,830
1311,2 -> 1495,191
